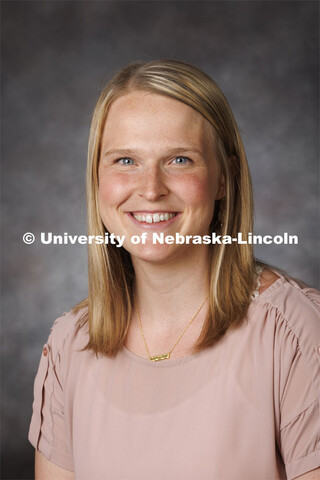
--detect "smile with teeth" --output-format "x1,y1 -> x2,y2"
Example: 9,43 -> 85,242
132,212 -> 177,224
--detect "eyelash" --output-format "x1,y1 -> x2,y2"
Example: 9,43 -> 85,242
116,157 -> 135,166
171,156 -> 191,165
115,156 -> 192,166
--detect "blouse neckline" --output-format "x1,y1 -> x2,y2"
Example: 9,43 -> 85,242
121,268 -> 286,368
122,343 -> 209,367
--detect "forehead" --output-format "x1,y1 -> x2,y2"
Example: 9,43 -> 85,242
101,90 -> 215,151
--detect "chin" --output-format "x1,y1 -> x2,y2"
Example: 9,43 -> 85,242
128,242 -> 201,266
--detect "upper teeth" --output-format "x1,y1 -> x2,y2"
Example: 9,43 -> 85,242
133,213 -> 176,223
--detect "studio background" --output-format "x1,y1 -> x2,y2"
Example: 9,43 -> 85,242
1,1 -> 319,478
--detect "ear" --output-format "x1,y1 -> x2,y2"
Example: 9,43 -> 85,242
215,173 -> 225,200
215,155 -> 237,200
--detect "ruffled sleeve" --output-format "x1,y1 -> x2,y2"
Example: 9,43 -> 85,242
28,314 -> 75,471
269,281 -> 320,479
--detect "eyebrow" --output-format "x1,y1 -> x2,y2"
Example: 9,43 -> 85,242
102,147 -> 204,157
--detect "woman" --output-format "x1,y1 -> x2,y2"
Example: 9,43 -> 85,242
29,60 -> 320,479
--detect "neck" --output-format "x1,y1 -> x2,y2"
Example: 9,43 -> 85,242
131,246 -> 211,333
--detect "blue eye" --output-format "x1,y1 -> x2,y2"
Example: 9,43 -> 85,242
172,156 -> 191,165
117,157 -> 135,165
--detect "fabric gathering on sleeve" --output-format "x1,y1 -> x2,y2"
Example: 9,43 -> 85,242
258,279 -> 320,479
28,313 -> 77,472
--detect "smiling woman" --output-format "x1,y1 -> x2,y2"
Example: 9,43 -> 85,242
28,61 -> 320,480
98,91 -> 224,264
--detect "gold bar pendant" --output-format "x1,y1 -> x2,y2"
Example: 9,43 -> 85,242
149,353 -> 170,362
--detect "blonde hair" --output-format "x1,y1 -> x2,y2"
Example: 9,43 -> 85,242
74,60 -> 258,356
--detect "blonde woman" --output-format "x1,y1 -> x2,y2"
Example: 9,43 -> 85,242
29,60 -> 320,480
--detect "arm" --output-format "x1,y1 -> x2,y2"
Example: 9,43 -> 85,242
293,468 -> 320,479
35,451 -> 75,480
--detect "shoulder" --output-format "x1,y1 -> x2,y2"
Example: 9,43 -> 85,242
253,270 -> 320,398
255,269 -> 320,339
29,307 -> 88,471
46,306 -> 89,361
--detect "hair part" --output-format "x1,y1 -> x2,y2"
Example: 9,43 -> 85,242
73,60 -> 259,356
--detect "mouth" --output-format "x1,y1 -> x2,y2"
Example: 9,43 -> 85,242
128,211 -> 179,227
132,212 -> 177,224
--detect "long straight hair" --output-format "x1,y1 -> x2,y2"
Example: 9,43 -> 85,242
74,60 -> 258,356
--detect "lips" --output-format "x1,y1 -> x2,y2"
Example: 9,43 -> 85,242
133,212 -> 177,224
129,212 -> 178,225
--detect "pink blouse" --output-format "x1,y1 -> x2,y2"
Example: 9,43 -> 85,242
29,272 -> 320,479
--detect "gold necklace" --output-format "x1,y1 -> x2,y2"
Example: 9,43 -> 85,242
135,298 -> 207,362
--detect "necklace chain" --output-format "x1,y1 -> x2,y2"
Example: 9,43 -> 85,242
135,298 -> 207,362
135,267 -> 263,361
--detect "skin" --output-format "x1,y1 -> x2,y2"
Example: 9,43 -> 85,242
98,90 -> 225,266
35,451 -> 74,479
34,90 -> 319,479
98,90 -> 226,347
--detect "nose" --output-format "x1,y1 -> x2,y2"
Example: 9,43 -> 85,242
138,164 -> 169,201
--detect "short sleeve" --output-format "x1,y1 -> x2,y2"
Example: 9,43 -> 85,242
28,319 -> 74,471
272,286 -> 320,479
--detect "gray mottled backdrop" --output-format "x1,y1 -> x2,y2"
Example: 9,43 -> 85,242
1,1 -> 319,478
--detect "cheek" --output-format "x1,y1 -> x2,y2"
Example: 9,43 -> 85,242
98,173 -> 129,208
174,172 -> 216,207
